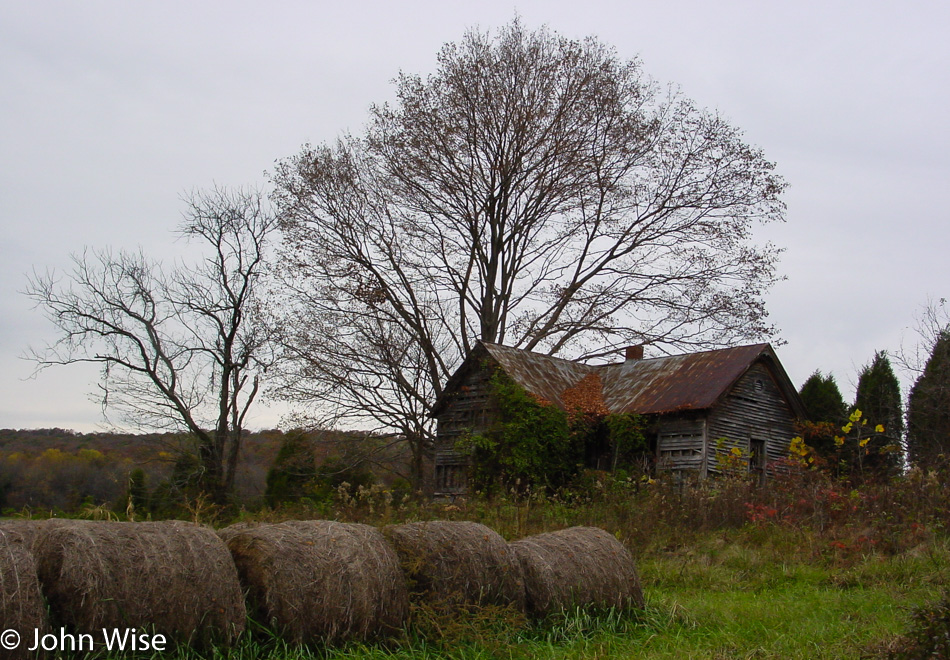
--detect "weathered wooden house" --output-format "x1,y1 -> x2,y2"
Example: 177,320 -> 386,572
430,341 -> 805,494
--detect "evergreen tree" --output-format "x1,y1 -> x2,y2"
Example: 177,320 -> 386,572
853,351 -> 903,475
907,330 -> 950,469
797,371 -> 848,457
799,371 -> 848,424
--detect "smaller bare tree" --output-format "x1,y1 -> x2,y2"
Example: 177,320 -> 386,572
898,297 -> 950,376
25,188 -> 277,504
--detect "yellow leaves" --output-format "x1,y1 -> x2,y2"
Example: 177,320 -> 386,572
789,436 -> 808,456
77,448 -> 105,463
832,410 -> 884,454
789,436 -> 817,468
40,448 -> 67,463
730,447 -> 743,457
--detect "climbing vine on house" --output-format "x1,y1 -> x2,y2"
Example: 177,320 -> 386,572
457,371 -> 647,493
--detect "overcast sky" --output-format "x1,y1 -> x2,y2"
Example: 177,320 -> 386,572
2,0 -> 948,432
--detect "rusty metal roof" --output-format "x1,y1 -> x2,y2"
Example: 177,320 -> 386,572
599,343 -> 774,414
482,343 -> 593,408
468,342 -> 798,416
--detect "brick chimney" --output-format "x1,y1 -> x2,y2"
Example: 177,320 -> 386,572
625,344 -> 644,361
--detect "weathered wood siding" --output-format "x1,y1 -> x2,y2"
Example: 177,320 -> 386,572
655,415 -> 708,477
705,362 -> 797,478
433,361 -> 497,494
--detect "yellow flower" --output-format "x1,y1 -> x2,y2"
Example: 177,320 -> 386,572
875,424 -> 885,433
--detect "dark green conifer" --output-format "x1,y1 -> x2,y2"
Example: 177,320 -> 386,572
799,370 -> 848,424
853,350 -> 904,475
907,330 -> 950,469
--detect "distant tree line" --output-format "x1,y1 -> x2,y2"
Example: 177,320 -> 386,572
0,428 -> 409,516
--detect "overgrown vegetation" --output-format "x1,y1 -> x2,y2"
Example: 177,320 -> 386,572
458,372 -> 575,493
457,372 -> 646,494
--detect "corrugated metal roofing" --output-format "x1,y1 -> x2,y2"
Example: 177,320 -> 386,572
479,342 -> 780,415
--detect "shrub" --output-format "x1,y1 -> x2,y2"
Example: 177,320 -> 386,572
884,590 -> 950,659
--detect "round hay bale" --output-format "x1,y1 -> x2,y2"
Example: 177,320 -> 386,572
0,519 -> 63,554
0,529 -> 49,659
510,526 -> 644,617
34,520 -> 245,647
225,520 -> 408,643
216,521 -> 267,544
383,521 -> 525,612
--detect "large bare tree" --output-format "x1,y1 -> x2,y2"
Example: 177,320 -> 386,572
270,21 -> 786,482
25,188 -> 277,503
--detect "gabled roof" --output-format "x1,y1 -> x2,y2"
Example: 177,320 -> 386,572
432,341 -> 805,418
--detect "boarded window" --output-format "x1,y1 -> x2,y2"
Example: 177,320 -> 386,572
657,432 -> 703,470
435,463 -> 467,494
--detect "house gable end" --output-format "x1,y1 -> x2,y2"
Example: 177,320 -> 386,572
706,362 -> 800,478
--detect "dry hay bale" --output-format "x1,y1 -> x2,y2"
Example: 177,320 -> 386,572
0,520 -> 43,553
225,520 -> 408,644
383,520 -> 525,612
510,526 -> 644,617
0,519 -> 66,554
0,529 -> 49,659
34,520 -> 245,647
216,521 -> 268,544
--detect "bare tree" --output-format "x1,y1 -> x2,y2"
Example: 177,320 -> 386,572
898,297 -> 950,376
270,20 -> 786,483
25,188 -> 277,504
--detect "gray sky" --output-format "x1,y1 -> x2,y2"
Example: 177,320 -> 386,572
2,0 -> 948,432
